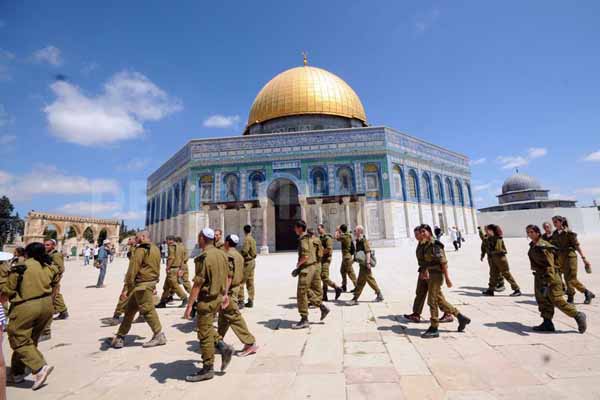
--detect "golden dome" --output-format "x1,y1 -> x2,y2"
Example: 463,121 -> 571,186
246,65 -> 367,128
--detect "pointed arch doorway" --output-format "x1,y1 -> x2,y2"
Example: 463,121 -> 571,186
267,178 -> 300,251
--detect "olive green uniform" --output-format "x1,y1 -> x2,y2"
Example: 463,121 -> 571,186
485,236 -> 520,291
117,241 -> 163,337
159,243 -> 188,302
320,234 -> 337,292
41,250 -> 66,336
551,230 -> 587,296
114,245 -> 137,316
412,243 -> 430,315
194,244 -> 228,368
528,239 -> 577,319
297,233 -> 319,318
239,234 -> 257,303
352,237 -> 382,299
217,248 -> 255,345
417,239 -> 460,329
0,260 -> 10,315
308,237 -> 324,305
181,245 -> 192,293
3,258 -> 59,375
337,233 -> 357,289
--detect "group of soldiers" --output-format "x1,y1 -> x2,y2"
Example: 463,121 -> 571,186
106,225 -> 259,382
1,214 -> 595,390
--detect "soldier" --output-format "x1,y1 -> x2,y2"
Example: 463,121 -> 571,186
214,228 -> 224,250
3,242 -> 59,390
348,225 -> 383,305
307,228 -> 324,307
184,228 -> 234,382
109,238 -> 142,326
417,224 -> 471,339
478,226 -> 505,292
217,234 -> 258,357
335,224 -> 357,292
526,224 -> 587,333
109,231 -> 166,349
156,236 -> 188,308
317,224 -> 342,302
176,237 -> 192,294
404,226 -> 453,323
291,220 -> 329,329
40,239 -> 68,342
541,222 -> 554,242
551,216 -> 594,304
481,224 -> 521,297
239,225 -> 257,308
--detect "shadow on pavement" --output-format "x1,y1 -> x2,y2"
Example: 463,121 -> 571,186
277,303 -> 297,309
149,359 -> 199,383
172,321 -> 196,333
257,318 -> 297,330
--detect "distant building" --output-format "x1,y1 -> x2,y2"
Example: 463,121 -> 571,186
478,172 -> 600,237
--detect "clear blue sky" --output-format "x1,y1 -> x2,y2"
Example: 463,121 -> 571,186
1,1 -> 599,228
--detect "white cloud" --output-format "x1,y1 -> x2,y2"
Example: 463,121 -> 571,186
583,150 -> 600,162
0,134 -> 16,145
32,45 -> 63,66
470,158 -> 486,166
44,71 -> 182,146
0,165 -> 120,201
203,114 -> 240,128
113,210 -> 145,220
576,187 -> 600,196
414,8 -> 440,34
58,201 -> 120,215
497,147 -> 548,170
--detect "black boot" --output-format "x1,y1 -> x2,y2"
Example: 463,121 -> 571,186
186,365 -> 214,382
319,304 -> 330,321
54,311 -> 69,320
216,340 -> 234,371
482,289 -> 494,296
292,317 -> 309,329
322,289 -> 329,302
421,326 -> 439,339
567,294 -> 574,304
341,284 -> 347,293
166,295 -> 174,303
155,301 -> 167,309
575,312 -> 587,334
334,287 -> 342,300
245,299 -> 254,308
495,282 -> 506,292
532,319 -> 555,332
584,290 -> 595,305
510,289 -> 522,297
457,313 -> 471,332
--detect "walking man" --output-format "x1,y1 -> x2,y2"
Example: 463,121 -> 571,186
335,224 -> 357,292
156,236 -> 188,308
317,224 -> 342,301
239,225 -> 257,308
348,226 -> 383,305
96,240 -> 109,288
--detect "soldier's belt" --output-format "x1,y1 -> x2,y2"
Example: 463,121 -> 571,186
10,292 -> 51,308
169,266 -> 182,269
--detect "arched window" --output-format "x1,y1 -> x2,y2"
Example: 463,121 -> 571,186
166,188 -> 173,219
160,192 -> 166,221
223,173 -> 239,201
200,175 -> 213,202
248,171 -> 265,198
180,179 -> 187,213
310,167 -> 327,195
466,183 -> 473,207
392,165 -> 402,197
150,197 -> 155,224
145,201 -> 151,226
422,173 -> 433,202
445,178 -> 455,205
455,180 -> 464,206
336,166 -> 354,194
363,164 -> 379,193
173,183 -> 180,216
408,170 -> 418,199
434,176 -> 443,202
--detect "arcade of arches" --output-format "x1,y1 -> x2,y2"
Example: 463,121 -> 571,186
23,211 -> 120,255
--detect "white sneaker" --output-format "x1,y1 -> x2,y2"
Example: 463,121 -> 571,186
32,365 -> 54,390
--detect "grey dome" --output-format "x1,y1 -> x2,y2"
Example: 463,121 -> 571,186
501,173 -> 542,194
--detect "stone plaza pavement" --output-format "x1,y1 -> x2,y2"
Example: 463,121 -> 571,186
6,236 -> 600,400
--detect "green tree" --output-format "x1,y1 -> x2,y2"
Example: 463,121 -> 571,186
0,196 -> 25,248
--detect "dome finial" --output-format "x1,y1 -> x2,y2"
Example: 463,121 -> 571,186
302,51 -> 308,66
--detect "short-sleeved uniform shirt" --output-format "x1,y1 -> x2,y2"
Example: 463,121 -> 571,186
338,233 -> 353,259
193,244 -> 228,298
416,239 -> 447,273
124,241 -> 161,292
298,233 -> 316,269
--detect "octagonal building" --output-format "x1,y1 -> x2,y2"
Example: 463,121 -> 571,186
146,62 -> 477,252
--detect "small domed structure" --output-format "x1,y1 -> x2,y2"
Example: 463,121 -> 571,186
501,172 -> 542,194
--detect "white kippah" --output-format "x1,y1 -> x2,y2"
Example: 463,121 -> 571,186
202,227 -> 215,239
230,234 -> 240,244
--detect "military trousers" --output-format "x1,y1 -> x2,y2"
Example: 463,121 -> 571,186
117,284 -> 162,337
558,255 -> 586,296
340,257 -> 357,288
353,263 -> 381,300
160,267 -> 188,302
412,277 -> 429,315
534,269 -> 577,320
321,259 -> 337,291
427,271 -> 459,328
7,296 -> 53,375
181,264 -> 192,294
197,296 -> 222,367
308,263 -> 323,306
239,260 -> 256,302
53,281 -> 67,313
297,263 -> 318,318
488,256 -> 520,291
217,289 -> 255,345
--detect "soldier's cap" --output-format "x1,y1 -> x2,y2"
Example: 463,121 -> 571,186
201,227 -> 215,239
229,234 -> 240,244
